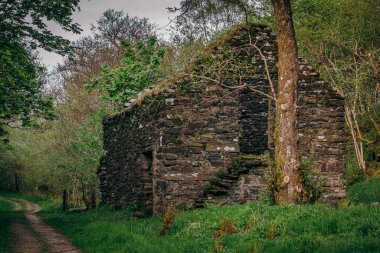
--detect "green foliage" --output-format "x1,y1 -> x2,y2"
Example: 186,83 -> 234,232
62,109 -> 105,193
90,37 -> 165,108
6,106 -> 105,203
348,179 -> 380,204
0,39 -> 56,136
292,0 -> 380,174
0,0 -> 81,137
0,0 -> 81,54
345,150 -> 366,185
299,156 -> 321,203
293,0 -> 379,51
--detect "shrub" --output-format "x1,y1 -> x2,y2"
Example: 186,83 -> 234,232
299,156 -> 322,203
213,218 -> 237,239
157,204 -> 178,236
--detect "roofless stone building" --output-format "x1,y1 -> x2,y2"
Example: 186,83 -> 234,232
98,24 -> 346,215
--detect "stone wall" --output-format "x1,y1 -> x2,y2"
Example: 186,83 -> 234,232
298,61 -> 346,203
99,24 -> 346,214
100,79 -> 244,214
99,98 -> 162,214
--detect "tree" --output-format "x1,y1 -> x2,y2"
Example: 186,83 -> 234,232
91,9 -> 157,47
0,0 -> 81,54
54,9 -> 157,93
168,0 -> 271,43
272,0 -> 302,204
0,41 -> 55,136
0,0 -> 81,137
90,37 -> 165,108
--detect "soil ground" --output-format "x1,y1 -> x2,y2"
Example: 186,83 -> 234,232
5,198 -> 80,253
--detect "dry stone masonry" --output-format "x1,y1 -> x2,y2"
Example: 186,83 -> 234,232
99,24 -> 346,215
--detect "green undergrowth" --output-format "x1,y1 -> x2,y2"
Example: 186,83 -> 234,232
40,203 -> 379,253
348,178 -> 380,204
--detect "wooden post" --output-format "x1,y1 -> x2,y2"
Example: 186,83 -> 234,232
62,189 -> 68,211
90,189 -> 96,209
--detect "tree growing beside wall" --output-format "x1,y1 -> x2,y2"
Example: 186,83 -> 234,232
170,0 -> 304,204
272,0 -> 302,204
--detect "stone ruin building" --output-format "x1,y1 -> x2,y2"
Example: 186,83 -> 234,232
98,24 -> 346,215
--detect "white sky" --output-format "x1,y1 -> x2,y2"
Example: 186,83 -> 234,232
40,0 -> 181,70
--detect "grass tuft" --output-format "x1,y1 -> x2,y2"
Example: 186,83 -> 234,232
348,178 -> 380,204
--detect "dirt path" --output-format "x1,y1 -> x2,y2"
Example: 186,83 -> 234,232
11,220 -> 43,253
6,198 -> 80,253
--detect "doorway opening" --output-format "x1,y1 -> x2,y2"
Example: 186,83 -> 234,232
138,151 -> 153,215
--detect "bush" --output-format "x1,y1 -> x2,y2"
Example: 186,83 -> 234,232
345,151 -> 366,185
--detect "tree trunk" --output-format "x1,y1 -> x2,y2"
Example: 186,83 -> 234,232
273,0 -> 302,204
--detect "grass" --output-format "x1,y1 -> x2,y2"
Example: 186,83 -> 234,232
348,178 -> 380,204
39,202 -> 379,253
0,198 -> 18,252
1,180 -> 379,253
0,193 -> 60,211
0,198 -> 14,212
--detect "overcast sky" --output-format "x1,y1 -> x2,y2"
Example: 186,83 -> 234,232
40,0 -> 181,70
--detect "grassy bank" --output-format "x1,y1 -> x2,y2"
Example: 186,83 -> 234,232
39,203 -> 379,253
2,179 -> 379,253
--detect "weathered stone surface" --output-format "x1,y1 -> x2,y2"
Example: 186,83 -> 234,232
99,24 -> 346,215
